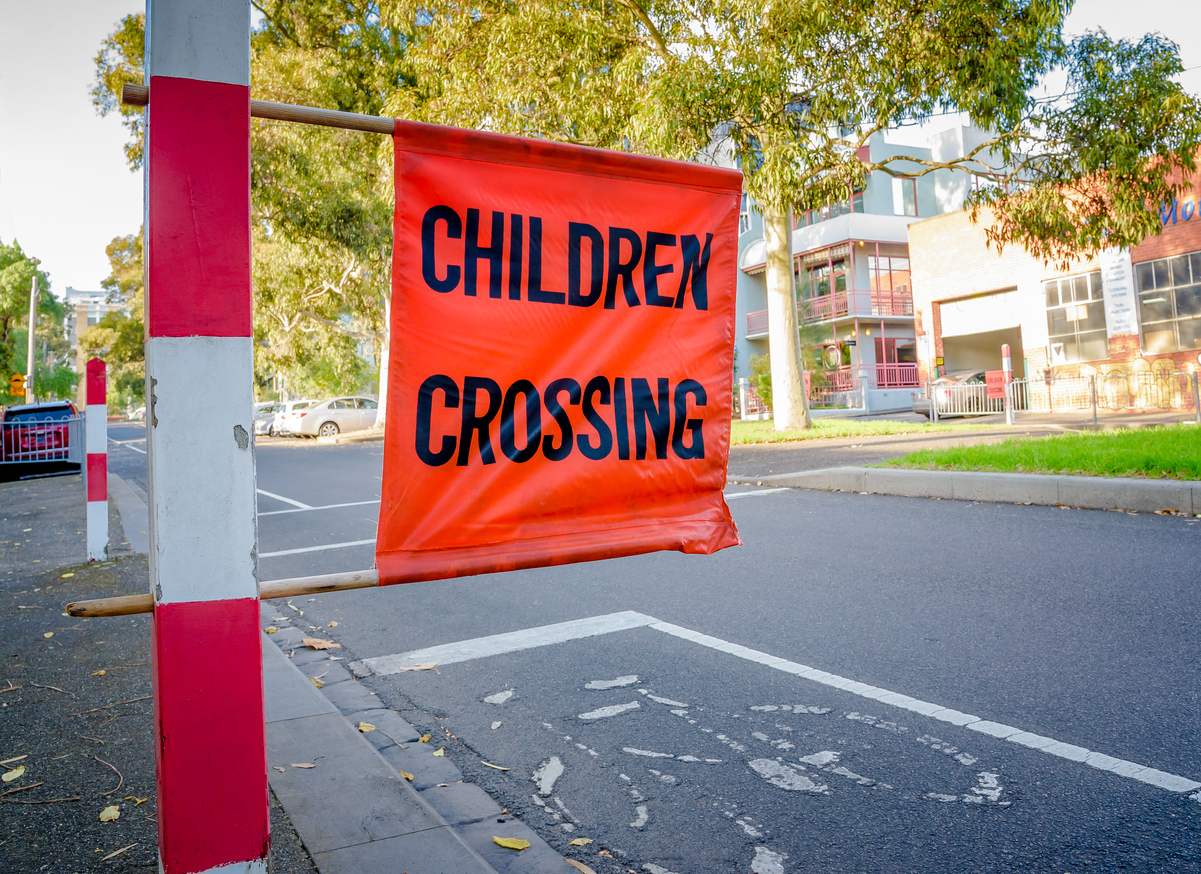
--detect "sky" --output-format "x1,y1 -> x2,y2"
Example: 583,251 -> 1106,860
1,1 -> 1200,298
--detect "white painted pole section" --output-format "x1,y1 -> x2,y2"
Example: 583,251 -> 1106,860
85,358 -> 108,562
26,276 -> 37,404
1001,343 -> 1014,426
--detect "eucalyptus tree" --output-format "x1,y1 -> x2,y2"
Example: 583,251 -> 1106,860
399,0 -> 1201,429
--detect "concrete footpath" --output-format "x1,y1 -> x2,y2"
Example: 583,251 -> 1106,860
735,466 -> 1201,515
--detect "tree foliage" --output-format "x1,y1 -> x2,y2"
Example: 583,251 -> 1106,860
90,12 -> 145,170
0,239 -> 66,404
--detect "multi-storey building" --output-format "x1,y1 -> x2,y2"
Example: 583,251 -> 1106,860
64,287 -> 122,405
735,124 -> 998,414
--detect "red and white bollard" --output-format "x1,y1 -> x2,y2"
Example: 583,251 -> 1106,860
1001,343 -> 1014,426
85,358 -> 108,561
145,0 -> 268,871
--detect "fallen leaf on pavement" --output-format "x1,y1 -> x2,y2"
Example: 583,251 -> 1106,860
357,722 -> 376,733
100,843 -> 137,862
128,796 -> 148,805
60,573 -> 74,579
289,763 -> 315,769
3,766 -> 26,782
328,621 -> 338,627
481,761 -> 509,771
566,860 -> 596,873
598,850 -> 614,858
0,756 -> 27,766
309,677 -> 324,688
398,770 -> 414,781
264,627 -> 278,634
43,632 -> 53,639
419,734 -> 431,743
493,837 -> 530,851
432,748 -> 444,757
272,767 -> 286,774
99,805 -> 120,822
396,662 -> 438,672
569,838 -> 594,846
91,670 -> 106,676
491,721 -> 502,730
301,638 -> 341,650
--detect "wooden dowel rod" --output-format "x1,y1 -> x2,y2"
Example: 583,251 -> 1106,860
65,569 -> 380,618
121,83 -> 393,135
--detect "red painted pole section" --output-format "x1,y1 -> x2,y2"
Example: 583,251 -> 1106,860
144,2 -> 267,872
85,358 -> 108,561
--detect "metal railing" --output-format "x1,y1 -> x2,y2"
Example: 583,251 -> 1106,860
875,363 -> 920,388
745,289 -> 914,335
0,414 -> 84,465
1014,370 -> 1200,414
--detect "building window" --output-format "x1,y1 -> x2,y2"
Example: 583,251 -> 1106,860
868,255 -> 910,292
1134,251 -> 1201,353
739,193 -> 751,235
892,177 -> 917,217
795,257 -> 847,300
1046,270 -> 1107,364
795,187 -> 864,229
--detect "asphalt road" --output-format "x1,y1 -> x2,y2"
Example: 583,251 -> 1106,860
101,422 -> 1201,873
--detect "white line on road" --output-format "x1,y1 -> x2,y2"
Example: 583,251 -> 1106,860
259,538 -> 375,558
354,611 -> 658,675
109,437 -> 147,454
352,611 -> 1201,798
724,488 -> 789,500
259,499 -> 380,517
256,488 -> 312,510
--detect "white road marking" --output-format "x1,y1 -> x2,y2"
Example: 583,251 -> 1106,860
109,437 -> 147,454
533,756 -> 564,795
579,702 -> 641,721
724,488 -> 789,500
354,611 -> 657,675
623,748 -> 673,758
586,675 -> 639,690
259,538 -> 375,558
630,805 -> 649,828
748,759 -> 828,793
256,488 -> 312,509
259,499 -> 380,516
643,864 -> 678,874
484,690 -> 514,704
751,847 -> 787,874
638,690 -> 688,707
354,610 -> 1201,797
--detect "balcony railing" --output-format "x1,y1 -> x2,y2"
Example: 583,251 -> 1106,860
876,363 -> 920,388
745,289 -> 913,335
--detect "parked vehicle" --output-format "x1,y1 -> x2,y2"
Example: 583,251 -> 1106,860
913,371 -> 992,418
290,396 -> 379,438
130,406 -> 146,421
253,401 -> 284,436
1,401 -> 79,464
273,400 -> 316,437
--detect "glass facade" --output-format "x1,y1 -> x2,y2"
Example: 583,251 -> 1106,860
1134,251 -> 1201,353
1046,270 -> 1108,364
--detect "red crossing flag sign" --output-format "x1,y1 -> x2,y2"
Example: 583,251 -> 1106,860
985,370 -> 1007,400
376,121 -> 743,585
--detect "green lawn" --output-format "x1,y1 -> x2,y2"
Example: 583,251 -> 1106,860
881,424 -> 1201,480
730,417 -> 992,445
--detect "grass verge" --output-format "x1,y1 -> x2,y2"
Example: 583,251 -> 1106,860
880,423 -> 1201,480
730,417 -> 992,445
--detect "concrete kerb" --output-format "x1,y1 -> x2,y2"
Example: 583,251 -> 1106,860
745,466 -> 1199,515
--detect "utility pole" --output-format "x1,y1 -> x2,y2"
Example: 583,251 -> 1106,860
26,276 -> 38,404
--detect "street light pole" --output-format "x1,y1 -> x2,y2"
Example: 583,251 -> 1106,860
26,276 -> 37,404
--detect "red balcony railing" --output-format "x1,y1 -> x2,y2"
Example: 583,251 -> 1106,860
745,290 -> 914,335
875,363 -> 920,388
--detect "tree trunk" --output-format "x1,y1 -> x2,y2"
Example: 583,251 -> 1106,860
373,294 -> 390,428
762,205 -> 812,430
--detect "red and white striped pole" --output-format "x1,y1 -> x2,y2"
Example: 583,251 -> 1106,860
1001,343 -> 1014,425
85,358 -> 108,561
144,1 -> 268,872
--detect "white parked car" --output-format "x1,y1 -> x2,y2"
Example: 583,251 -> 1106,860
273,399 -> 316,437
290,396 -> 379,438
